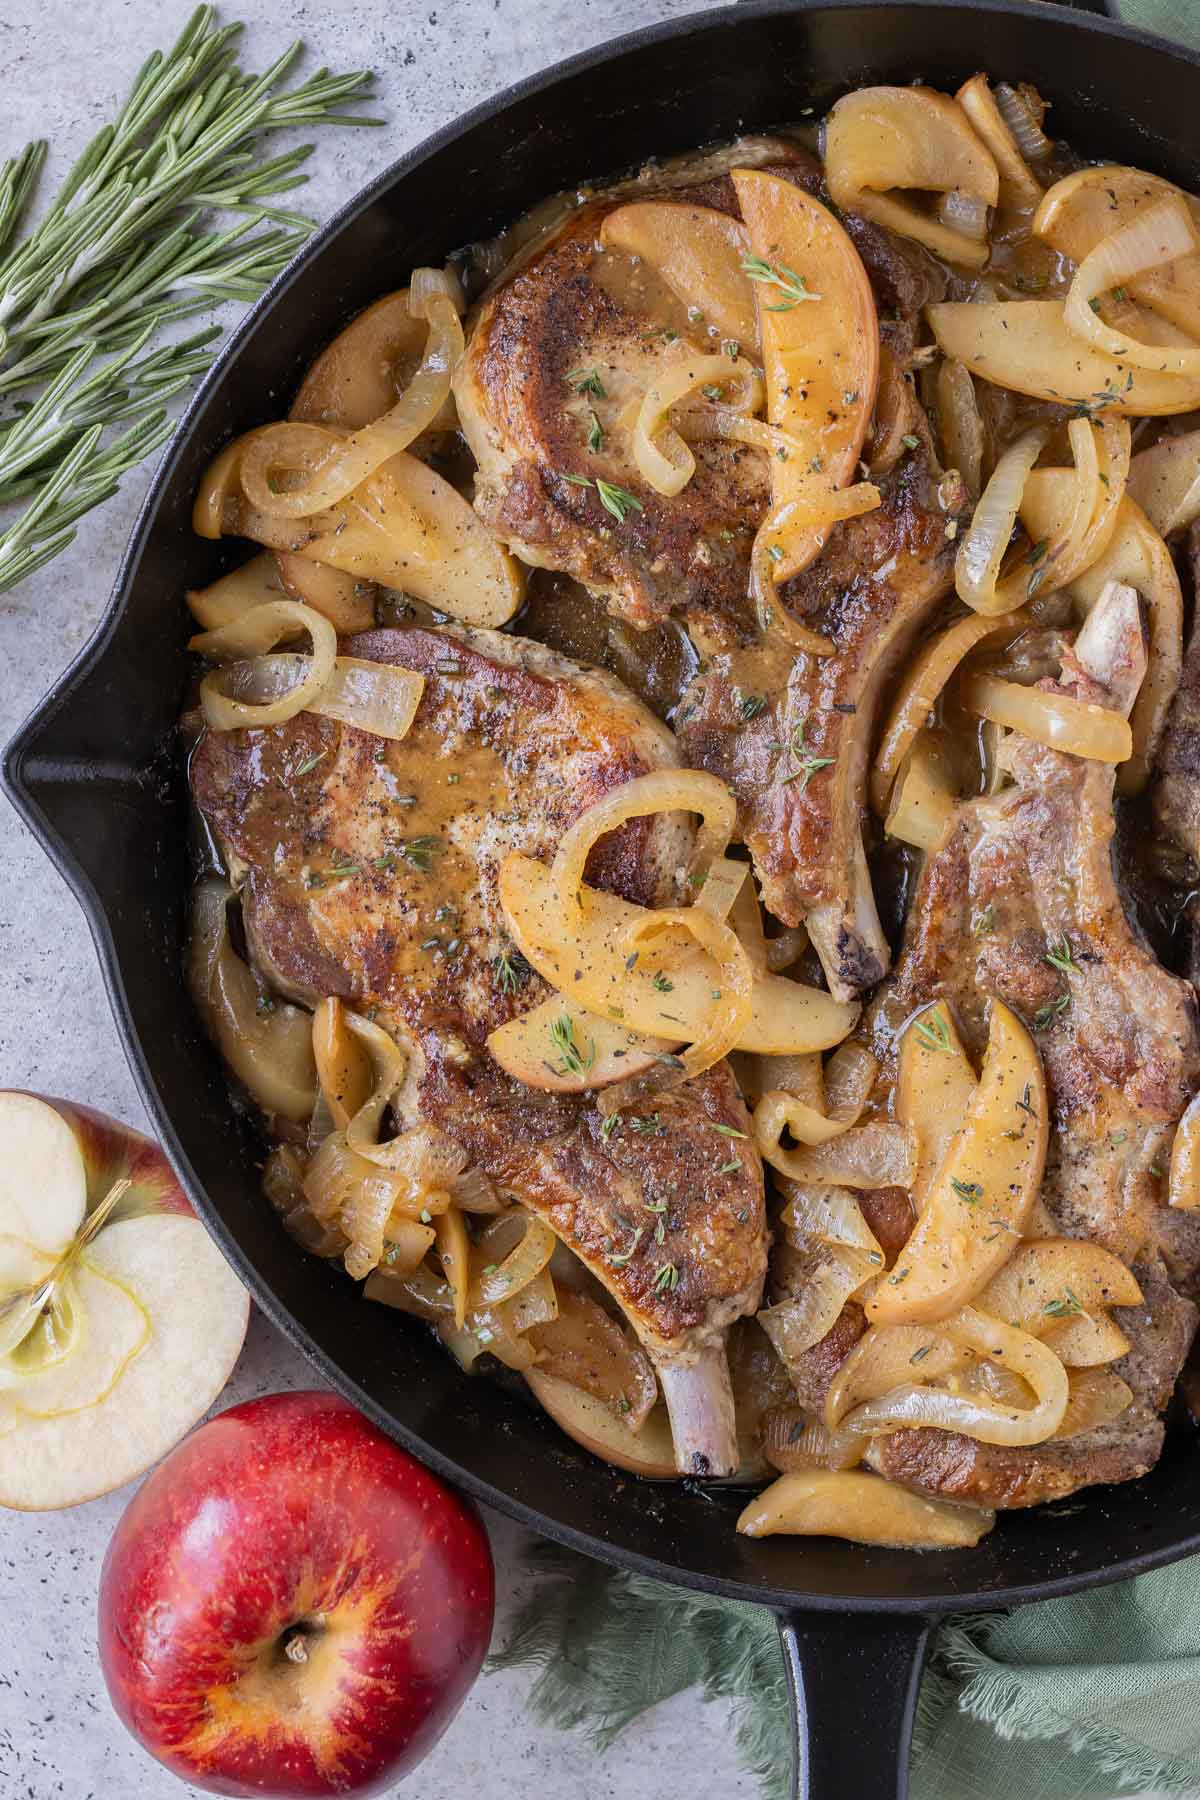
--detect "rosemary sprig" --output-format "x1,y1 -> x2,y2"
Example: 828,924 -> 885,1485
0,6 -> 378,594
740,254 -> 821,311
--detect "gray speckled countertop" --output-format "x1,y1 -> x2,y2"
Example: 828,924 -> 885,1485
0,3 -> 753,1796
0,4 -> 1159,1796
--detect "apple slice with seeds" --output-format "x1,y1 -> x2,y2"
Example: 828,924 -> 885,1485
0,1093 -> 249,1510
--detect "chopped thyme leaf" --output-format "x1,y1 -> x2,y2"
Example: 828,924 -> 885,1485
1044,1289 -> 1086,1319
568,368 -> 606,397
708,1122 -> 748,1139
1045,934 -> 1079,974
651,971 -> 674,993
739,693 -> 768,721
493,948 -> 530,995
780,713 -> 835,792
809,454 -> 824,473
913,1009 -> 952,1054
559,470 -> 594,487
1112,285 -> 1128,303
624,952 -> 639,971
900,433 -> 920,450
1150,1159 -> 1165,1178
377,835 -> 441,875
741,254 -> 821,310
596,479 -> 644,523
587,409 -> 604,453
629,1114 -> 665,1136
909,1343 -> 933,1364
718,1158 -> 741,1174
295,750 -> 328,777
548,1013 -> 595,1078
972,904 -> 995,937
951,1178 -> 984,1205
767,543 -> 784,564
722,338 -> 741,360
1109,1129 -> 1128,1147
609,1226 -> 644,1267
600,1112 -> 620,1143
1016,1085 -> 1038,1118
888,1266 -> 911,1286
254,994 -> 276,1016
1027,538 -> 1050,566
702,383 -> 723,400
1034,993 -> 1072,1031
653,1261 -> 680,1292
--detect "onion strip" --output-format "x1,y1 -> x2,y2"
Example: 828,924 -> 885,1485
191,599 -> 338,731
549,769 -> 736,923
200,652 -> 425,741
960,671 -> 1133,763
956,427 -> 1049,615
1065,198 -> 1200,374
633,356 -> 764,497
467,1211 -> 556,1309
239,271 -> 466,517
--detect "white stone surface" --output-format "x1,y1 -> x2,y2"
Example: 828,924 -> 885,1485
0,3 -> 1169,1797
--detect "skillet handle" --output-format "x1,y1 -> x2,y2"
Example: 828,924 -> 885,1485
777,1610 -> 934,1800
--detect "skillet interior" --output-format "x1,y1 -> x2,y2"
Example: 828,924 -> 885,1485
6,0 -> 1200,1614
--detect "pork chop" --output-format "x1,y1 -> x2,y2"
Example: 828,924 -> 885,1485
796,585 -> 1200,1507
190,623 -> 768,1475
456,144 -> 964,999
1151,520 -> 1200,872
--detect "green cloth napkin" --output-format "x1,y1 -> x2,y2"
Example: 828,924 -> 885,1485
490,1543 -> 1200,1798
487,6 -> 1200,1796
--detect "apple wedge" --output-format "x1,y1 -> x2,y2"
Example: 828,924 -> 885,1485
975,1238 -> 1140,1368
896,1001 -> 977,1200
0,1094 -> 248,1510
1034,165 -> 1200,343
867,1001 -> 1048,1326
525,1369 -> 678,1478
732,168 -> 880,581
599,201 -> 758,350
487,995 -> 677,1093
736,1467 -> 993,1546
498,851 -> 859,1054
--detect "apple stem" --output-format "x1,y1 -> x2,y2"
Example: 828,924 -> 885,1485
284,1632 -> 310,1665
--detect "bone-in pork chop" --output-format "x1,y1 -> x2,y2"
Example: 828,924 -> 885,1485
797,586 -> 1200,1507
455,145 -> 966,999
190,623 -> 768,1475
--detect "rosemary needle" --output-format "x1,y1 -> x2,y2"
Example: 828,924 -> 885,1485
0,5 -> 379,594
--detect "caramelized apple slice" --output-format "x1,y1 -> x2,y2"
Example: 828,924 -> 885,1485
525,1370 -> 677,1478
867,1001 -> 1047,1325
1035,165 -> 1200,342
498,852 -> 859,1055
732,168 -> 880,580
975,1236 -> 1141,1358
487,995 -> 675,1093
1052,1367 -> 1134,1440
927,301 -> 1200,415
825,86 -> 999,268
896,1002 -> 977,1200
599,202 -> 757,350
737,1467 -> 993,1545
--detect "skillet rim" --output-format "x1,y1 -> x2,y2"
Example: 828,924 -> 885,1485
7,0 -> 1200,1615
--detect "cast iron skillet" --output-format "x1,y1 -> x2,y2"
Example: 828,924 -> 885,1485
6,2 -> 1200,1792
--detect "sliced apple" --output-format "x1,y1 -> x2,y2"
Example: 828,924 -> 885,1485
487,995 -> 676,1093
1043,1312 -> 1132,1368
1034,165 -> 1200,342
732,168 -> 880,579
736,1467 -> 994,1546
0,1094 -> 249,1511
599,202 -> 757,349
1052,1367 -> 1134,1440
867,1001 -> 1047,1326
1019,474 -> 1182,793
927,301 -> 1200,415
976,1236 -> 1142,1326
498,851 -> 859,1055
896,1001 -> 977,1200
525,1369 -> 677,1479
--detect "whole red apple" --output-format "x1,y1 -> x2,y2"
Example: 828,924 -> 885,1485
98,1390 -> 494,1797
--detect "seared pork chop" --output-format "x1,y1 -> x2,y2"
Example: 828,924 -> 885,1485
1152,520 -> 1200,872
793,585 -> 1200,1507
456,146 -> 964,998
190,624 -> 768,1475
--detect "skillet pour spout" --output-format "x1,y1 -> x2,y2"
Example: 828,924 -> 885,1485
6,4 -> 1200,1796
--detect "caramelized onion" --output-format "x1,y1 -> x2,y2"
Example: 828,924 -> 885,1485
240,269 -> 466,517
935,359 -> 984,496
202,652 -> 424,742
883,731 -> 958,852
956,427 -> 1048,615
466,1210 -> 556,1309
1052,1367 -> 1133,1440
550,768 -> 735,923
187,880 -> 316,1122
761,1407 -> 866,1473
758,1254 -> 871,1366
191,599 -> 338,731
633,356 -> 763,497
960,671 -> 1133,763
956,74 -> 1042,212
761,1120 -> 915,1190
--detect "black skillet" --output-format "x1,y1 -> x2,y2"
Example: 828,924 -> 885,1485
5,3 -> 1200,1793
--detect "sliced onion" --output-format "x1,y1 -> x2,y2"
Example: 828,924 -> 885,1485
935,359 -> 984,497
467,1210 -> 556,1308
758,1254 -> 871,1366
240,271 -> 465,517
781,1185 -> 884,1261
505,1267 -> 559,1336
995,83 -> 1052,163
312,996 -> 374,1130
550,768 -> 736,922
451,1165 -> 506,1214
186,879 -> 316,1122
960,671 -> 1133,762
956,427 -> 1049,615
936,190 -> 989,241
186,552 -> 282,629
765,926 -> 809,973
1065,198 -> 1200,374
823,1044 -> 879,1124
871,610 -> 1026,815
680,406 -> 806,459
633,356 -> 763,497
203,652 -> 424,742
826,1323 -> 972,1428
1170,1093 -> 1200,1211
762,1407 -> 866,1473
756,1088 -> 849,1151
838,1307 -> 1069,1446
694,855 -> 749,927
192,599 -> 337,731
761,1120 -> 915,1190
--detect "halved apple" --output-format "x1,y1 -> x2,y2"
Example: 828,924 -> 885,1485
487,995 -> 676,1093
599,202 -> 758,350
867,1002 -> 1047,1326
0,1094 -> 249,1510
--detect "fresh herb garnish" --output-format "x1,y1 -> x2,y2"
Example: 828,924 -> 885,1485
1034,994 -> 1072,1031
741,254 -> 821,310
547,1013 -> 594,1078
597,479 -> 643,523
568,368 -> 606,397
1045,934 -> 1079,974
972,904 -> 995,937
628,1114 -> 665,1136
739,693 -> 767,721
702,383 -> 723,400
600,1112 -> 620,1143
708,1122 -> 748,1140
609,1226 -> 644,1268
650,971 -> 674,993
913,1009 -> 952,1054
1044,1289 -> 1085,1319
587,409 -> 604,453
900,433 -> 920,450
718,1158 -> 741,1175
377,835 -> 441,874
951,1179 -> 984,1205
780,713 -> 835,792
493,948 -> 530,995
295,749 -> 328,777
910,1343 -> 933,1364
1017,1085 -> 1038,1118
653,1262 -> 680,1292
